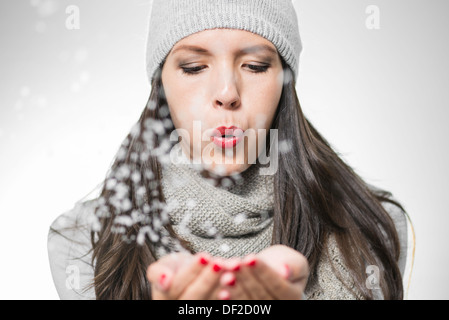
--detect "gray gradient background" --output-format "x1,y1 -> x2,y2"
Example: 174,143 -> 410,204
0,0 -> 447,299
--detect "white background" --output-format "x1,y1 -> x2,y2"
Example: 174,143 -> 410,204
0,0 -> 447,299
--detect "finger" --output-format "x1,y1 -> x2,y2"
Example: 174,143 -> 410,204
147,251 -> 212,299
179,258 -> 225,300
169,252 -> 214,298
258,245 -> 310,284
219,258 -> 253,300
221,257 -> 242,272
147,252 -> 196,300
277,255 -> 309,285
219,271 -> 249,300
234,255 -> 273,300
288,256 -> 309,285
217,289 -> 231,300
243,255 -> 302,300
205,258 -> 231,301
146,252 -> 192,290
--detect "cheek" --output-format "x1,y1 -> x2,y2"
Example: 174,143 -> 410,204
165,84 -> 206,135
247,80 -> 282,129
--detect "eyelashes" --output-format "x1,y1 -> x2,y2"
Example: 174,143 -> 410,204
180,64 -> 270,76
181,66 -> 206,75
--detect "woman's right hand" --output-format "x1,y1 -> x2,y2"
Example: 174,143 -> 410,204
146,251 -> 231,300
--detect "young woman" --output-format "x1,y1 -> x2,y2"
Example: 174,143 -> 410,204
48,0 -> 415,300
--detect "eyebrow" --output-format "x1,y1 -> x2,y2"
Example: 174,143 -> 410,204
170,44 -> 278,57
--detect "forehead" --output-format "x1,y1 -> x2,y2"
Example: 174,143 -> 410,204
169,29 -> 278,57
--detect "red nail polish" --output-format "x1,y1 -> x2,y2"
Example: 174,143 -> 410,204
283,264 -> 291,280
226,278 -> 236,286
213,264 -> 222,272
159,274 -> 167,287
247,258 -> 257,267
232,264 -> 240,272
199,257 -> 209,265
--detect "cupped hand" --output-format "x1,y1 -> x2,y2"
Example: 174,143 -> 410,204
217,245 -> 309,300
146,251 -> 226,300
146,245 -> 309,300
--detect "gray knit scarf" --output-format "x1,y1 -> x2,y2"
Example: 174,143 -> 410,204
156,145 -> 366,299
159,144 -> 274,259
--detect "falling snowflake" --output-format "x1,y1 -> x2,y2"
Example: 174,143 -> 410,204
130,152 -> 139,163
114,215 -> 133,227
220,243 -> 230,253
221,178 -> 233,188
158,106 -> 170,119
20,86 -> 30,97
115,165 -> 131,181
279,139 -> 293,154
177,212 -> 192,237
131,171 -> 141,184
130,124 -> 141,138
185,198 -> 197,209
147,100 -> 157,111
31,0 -> 59,17
105,178 -> 117,190
234,213 -> 247,225
203,221 -> 217,237
113,182 -> 129,200
74,47 -> 89,64
116,147 -> 127,161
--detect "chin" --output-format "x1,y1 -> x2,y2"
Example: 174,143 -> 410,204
203,161 -> 252,177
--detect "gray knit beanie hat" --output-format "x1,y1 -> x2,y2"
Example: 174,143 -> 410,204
145,0 -> 302,84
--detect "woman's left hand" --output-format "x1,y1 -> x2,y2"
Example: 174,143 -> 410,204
218,245 -> 309,300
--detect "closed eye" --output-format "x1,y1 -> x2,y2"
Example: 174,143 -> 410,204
181,66 -> 207,75
181,64 -> 270,76
245,64 -> 270,73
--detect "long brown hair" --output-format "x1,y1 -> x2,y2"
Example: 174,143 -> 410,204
90,60 -> 405,300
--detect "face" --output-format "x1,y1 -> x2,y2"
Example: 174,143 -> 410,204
161,28 -> 284,176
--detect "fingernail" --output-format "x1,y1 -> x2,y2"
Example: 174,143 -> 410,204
246,258 -> 257,267
226,277 -> 236,286
283,264 -> 291,280
218,290 -> 230,300
213,264 -> 222,272
232,264 -> 240,272
159,273 -> 168,291
199,256 -> 209,265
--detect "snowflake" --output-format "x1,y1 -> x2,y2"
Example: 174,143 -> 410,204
114,215 -> 133,227
115,165 -> 131,181
116,147 -> 127,161
130,124 -> 141,138
185,198 -> 197,209
279,139 -> 293,154
105,178 -> 117,190
220,243 -> 230,253
114,182 -> 129,199
147,100 -> 157,111
203,221 -> 217,237
234,213 -> 247,225
131,171 -> 141,184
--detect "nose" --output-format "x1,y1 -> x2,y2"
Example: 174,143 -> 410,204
212,66 -> 241,110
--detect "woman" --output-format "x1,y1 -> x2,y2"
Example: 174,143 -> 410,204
48,0 -> 414,300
